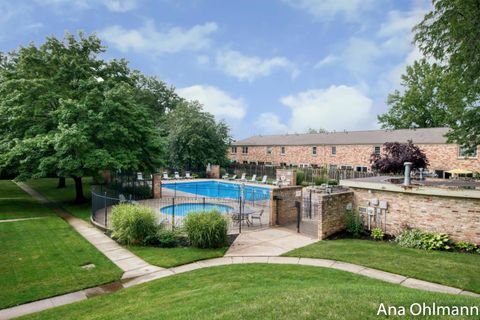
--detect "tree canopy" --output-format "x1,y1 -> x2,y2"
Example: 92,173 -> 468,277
0,33 -> 173,201
166,101 -> 232,170
370,141 -> 429,174
378,0 -> 480,148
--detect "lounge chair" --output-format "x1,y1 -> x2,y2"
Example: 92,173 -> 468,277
118,194 -> 128,203
228,175 -> 237,180
250,174 -> 257,182
185,172 -> 192,179
250,209 -> 264,226
259,175 -> 268,184
162,172 -> 170,180
137,172 -> 144,181
222,173 -> 229,179
237,173 -> 246,181
174,172 -> 182,179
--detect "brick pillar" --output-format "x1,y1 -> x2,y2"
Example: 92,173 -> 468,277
208,165 -> 220,179
153,173 -> 162,198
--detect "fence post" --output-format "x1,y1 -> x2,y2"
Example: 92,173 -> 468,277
309,189 -> 312,219
203,197 -> 206,210
295,201 -> 301,233
103,192 -> 107,227
172,197 -> 175,231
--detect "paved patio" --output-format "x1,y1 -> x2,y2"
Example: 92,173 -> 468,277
225,227 -> 318,256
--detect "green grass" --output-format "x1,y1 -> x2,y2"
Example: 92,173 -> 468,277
26,177 -> 94,221
0,217 -> 123,309
283,239 -> 480,293
127,246 -> 228,268
0,180 -> 54,220
23,264 -> 479,320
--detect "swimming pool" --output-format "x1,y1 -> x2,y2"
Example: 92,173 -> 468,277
162,181 -> 270,201
160,203 -> 234,216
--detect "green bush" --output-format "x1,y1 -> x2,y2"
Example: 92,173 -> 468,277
328,179 -> 338,185
395,228 -> 424,249
111,204 -> 157,245
420,232 -> 452,250
144,228 -> 179,248
455,241 -> 477,253
122,185 -> 152,199
371,227 -> 384,241
183,210 -> 228,248
345,210 -> 364,237
296,170 -> 305,185
314,176 -> 328,185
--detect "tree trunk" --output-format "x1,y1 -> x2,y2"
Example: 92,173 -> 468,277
57,177 -> 66,188
72,176 -> 86,203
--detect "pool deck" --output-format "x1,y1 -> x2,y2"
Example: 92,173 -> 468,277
161,178 -> 279,189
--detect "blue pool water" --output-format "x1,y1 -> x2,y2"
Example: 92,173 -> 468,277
160,203 -> 234,216
162,181 -> 270,201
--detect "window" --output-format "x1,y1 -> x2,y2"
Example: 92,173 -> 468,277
355,166 -> 368,172
312,146 -> 317,155
329,164 -> 337,171
459,146 -> 477,158
231,146 -> 237,154
374,146 -> 381,155
242,161 -> 248,164
281,146 -> 286,154
241,146 -> 249,154
266,146 -> 272,154
280,162 -> 287,167
341,165 -> 353,170
265,162 -> 273,166
331,146 -> 337,155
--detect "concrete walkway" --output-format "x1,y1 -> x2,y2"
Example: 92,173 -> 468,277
15,182 -> 164,279
226,227 -> 317,256
0,217 -> 49,223
2,256 -> 478,319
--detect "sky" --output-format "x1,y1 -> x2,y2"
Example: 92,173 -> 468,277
0,0 -> 432,139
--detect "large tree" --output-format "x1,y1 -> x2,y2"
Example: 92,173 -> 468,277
0,33 -> 166,202
166,101 -> 232,170
378,0 -> 480,148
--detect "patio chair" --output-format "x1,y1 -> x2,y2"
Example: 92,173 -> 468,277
260,175 -> 268,184
222,173 -> 229,179
237,173 -> 246,181
118,194 -> 128,203
185,172 -> 192,179
250,174 -> 257,182
162,172 -> 170,180
250,209 -> 264,226
174,172 -> 182,179
137,172 -> 144,181
228,174 -> 237,180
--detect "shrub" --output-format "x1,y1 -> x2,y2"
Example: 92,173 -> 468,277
183,210 -> 228,248
122,185 -> 152,199
455,241 -> 477,253
314,176 -> 328,185
296,170 -> 305,185
345,210 -> 364,237
328,179 -> 338,185
395,228 -> 424,249
144,228 -> 179,248
420,232 -> 452,250
111,204 -> 157,245
301,181 -> 312,187
371,227 -> 384,241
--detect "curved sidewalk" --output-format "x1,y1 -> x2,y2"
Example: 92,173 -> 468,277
1,256 -> 478,319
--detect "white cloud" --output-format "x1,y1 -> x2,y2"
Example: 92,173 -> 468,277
216,49 -> 299,82
282,0 -> 374,21
102,0 -> 137,12
280,85 -> 373,132
196,55 -> 210,65
176,85 -> 246,120
314,54 -> 338,69
254,113 -> 289,134
342,38 -> 382,77
99,20 -> 218,55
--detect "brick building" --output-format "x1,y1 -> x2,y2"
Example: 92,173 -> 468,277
229,128 -> 480,176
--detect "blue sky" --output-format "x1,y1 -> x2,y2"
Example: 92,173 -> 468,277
0,0 -> 431,139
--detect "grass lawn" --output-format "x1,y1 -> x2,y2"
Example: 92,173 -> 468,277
127,246 -> 228,268
26,177 -> 93,221
0,217 -> 123,309
283,239 -> 480,293
0,180 -> 54,220
23,264 -> 479,320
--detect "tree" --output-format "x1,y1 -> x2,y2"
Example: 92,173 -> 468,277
370,141 -> 429,174
0,33 -> 165,202
379,0 -> 480,148
166,101 -> 232,170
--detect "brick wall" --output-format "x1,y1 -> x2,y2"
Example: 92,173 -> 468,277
229,144 -> 480,172
316,191 -> 354,240
270,186 -> 303,226
350,187 -> 480,244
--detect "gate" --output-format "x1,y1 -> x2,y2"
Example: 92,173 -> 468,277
274,194 -> 319,239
